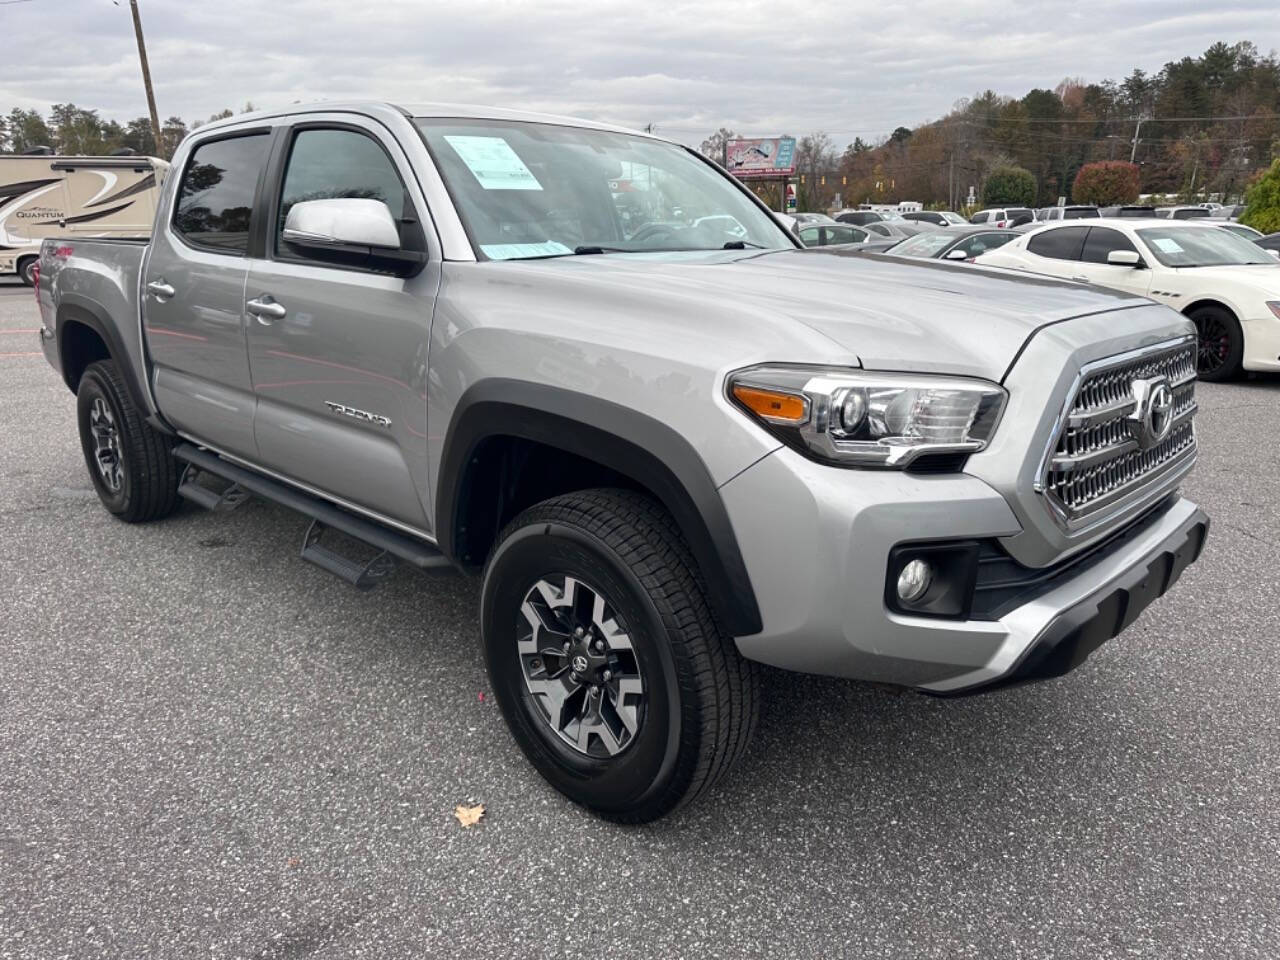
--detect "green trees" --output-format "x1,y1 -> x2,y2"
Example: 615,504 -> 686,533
1072,162 -> 1141,205
983,165 -> 1037,206
1241,159 -> 1280,234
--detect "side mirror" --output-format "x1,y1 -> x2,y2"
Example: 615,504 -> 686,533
944,248 -> 969,260
1107,249 -> 1141,267
282,198 -> 425,276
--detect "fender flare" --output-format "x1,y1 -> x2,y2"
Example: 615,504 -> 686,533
55,293 -> 152,415
436,380 -> 763,637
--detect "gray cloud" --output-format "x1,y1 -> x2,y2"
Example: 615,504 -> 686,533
1,0 -> 1276,146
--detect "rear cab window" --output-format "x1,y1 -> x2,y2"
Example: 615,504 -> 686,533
172,133 -> 271,254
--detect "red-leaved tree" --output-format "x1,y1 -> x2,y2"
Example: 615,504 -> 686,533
1072,162 -> 1141,206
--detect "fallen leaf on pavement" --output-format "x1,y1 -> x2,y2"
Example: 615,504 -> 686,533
454,803 -> 485,828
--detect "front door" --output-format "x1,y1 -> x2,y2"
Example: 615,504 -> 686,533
143,131 -> 272,459
244,121 -> 439,532
1072,226 -> 1153,297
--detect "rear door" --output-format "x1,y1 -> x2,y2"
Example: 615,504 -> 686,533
1023,225 -> 1090,279
244,117 -> 439,531
143,130 -> 272,459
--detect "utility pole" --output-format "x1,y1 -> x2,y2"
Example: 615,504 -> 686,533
1129,117 -> 1145,164
129,0 -> 163,156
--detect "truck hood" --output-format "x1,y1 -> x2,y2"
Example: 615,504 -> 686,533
533,249 -> 1148,381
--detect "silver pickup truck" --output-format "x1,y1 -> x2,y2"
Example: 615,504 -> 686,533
36,101 -> 1209,822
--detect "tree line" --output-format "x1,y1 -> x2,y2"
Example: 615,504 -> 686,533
701,41 -> 1280,211
0,103 -> 258,158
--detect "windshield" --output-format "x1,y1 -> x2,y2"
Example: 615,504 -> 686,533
1136,227 -> 1275,267
888,232 -> 954,257
942,212 -> 967,224
415,118 -> 794,259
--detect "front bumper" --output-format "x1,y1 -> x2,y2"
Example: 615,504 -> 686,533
719,445 -> 1208,693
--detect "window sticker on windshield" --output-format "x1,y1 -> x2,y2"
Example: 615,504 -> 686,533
444,135 -> 543,191
479,241 -> 572,260
1152,238 -> 1185,254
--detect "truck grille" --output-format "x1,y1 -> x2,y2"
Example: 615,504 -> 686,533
1040,340 -> 1197,526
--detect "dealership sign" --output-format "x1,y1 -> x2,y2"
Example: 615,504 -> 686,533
725,138 -> 797,178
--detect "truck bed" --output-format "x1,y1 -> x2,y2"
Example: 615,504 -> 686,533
38,236 -> 155,420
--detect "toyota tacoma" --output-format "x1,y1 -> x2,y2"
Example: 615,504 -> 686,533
35,101 -> 1208,822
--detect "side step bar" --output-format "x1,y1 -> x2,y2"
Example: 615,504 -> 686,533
172,444 -> 455,583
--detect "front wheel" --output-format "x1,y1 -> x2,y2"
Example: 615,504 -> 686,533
481,489 -> 758,823
17,256 -> 38,287
76,360 -> 180,522
1189,304 -> 1244,382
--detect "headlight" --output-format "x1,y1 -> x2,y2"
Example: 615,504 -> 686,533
728,365 -> 1006,468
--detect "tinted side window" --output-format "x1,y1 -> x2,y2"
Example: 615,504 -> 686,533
1081,227 -> 1138,263
1028,226 -> 1089,261
971,211 -> 989,223
799,227 -> 820,245
173,134 -> 270,253
957,232 -> 1013,257
276,128 -> 419,254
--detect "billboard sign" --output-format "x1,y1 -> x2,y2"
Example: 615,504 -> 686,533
725,137 -> 797,178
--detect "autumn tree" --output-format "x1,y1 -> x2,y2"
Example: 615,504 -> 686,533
1072,161 -> 1141,205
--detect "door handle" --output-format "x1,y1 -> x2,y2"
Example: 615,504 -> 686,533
246,295 -> 287,323
146,279 -> 176,299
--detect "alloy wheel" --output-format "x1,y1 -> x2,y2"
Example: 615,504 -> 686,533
89,397 -> 123,492
1195,314 -> 1230,376
516,574 -> 645,759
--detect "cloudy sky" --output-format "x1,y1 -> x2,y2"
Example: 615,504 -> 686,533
1,0 -> 1277,147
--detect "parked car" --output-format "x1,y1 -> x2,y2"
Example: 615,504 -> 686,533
860,220 -> 924,240
35,101 -> 1209,822
793,212 -> 836,224
1154,205 -> 1212,220
970,207 -> 1035,228
834,210 -> 889,226
1099,205 -> 1157,218
975,218 -> 1280,380
796,222 -> 876,246
1037,205 -> 1100,222
1257,231 -> 1280,252
901,210 -> 968,228
1216,222 -> 1263,241
883,226 -> 1018,261
1,152 -> 168,285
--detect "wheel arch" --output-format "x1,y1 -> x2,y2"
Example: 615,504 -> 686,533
436,380 -> 763,637
55,296 -> 150,416
1181,298 -> 1239,323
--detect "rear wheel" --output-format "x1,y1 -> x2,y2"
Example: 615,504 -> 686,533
1189,304 -> 1243,381
76,360 -> 180,522
17,256 -> 37,287
481,489 -> 758,823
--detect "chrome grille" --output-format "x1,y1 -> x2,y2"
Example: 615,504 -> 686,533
1041,340 -> 1197,525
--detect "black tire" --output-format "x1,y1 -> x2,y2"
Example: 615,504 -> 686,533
76,359 -> 179,522
1189,304 -> 1244,382
17,256 -> 37,287
481,489 -> 759,823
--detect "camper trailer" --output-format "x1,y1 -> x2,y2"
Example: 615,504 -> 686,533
1,153 -> 167,285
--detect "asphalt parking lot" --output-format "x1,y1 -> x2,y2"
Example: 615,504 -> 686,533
1,275 -> 1277,960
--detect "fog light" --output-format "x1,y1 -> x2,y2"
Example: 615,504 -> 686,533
897,559 -> 933,604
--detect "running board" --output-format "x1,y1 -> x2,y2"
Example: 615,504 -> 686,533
172,444 -> 454,583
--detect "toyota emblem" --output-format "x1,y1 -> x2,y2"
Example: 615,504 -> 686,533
1127,377 -> 1175,450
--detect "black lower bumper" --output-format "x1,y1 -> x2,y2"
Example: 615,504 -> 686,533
941,505 -> 1210,696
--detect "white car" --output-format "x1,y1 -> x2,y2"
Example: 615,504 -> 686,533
975,219 -> 1280,380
